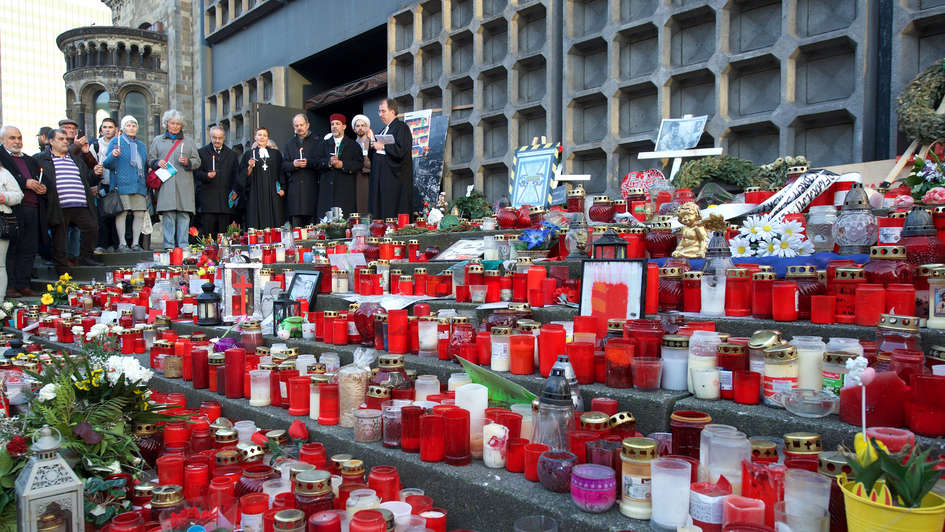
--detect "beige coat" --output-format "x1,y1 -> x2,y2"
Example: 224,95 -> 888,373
148,134 -> 200,214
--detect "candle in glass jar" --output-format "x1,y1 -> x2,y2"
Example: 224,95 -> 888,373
791,336 -> 825,391
763,345 -> 798,406
490,327 -> 511,372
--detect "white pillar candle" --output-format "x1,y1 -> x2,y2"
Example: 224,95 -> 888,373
418,319 -> 438,356
455,383 -> 488,441
791,337 -> 825,390
700,274 -> 726,316
414,375 -> 440,402
692,368 -> 721,400
302,322 -> 316,340
483,422 -> 509,468
448,372 -> 471,391
699,424 -> 737,482
651,457 -> 692,530
661,357 -> 688,391
249,369 -> 271,406
309,378 -> 320,421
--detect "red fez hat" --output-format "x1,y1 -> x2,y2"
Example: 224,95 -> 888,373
329,113 -> 346,125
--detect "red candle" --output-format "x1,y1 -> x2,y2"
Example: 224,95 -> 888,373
280,369 -> 300,408
683,271 -> 702,313
724,268 -> 752,316
771,281 -> 798,322
567,342 -> 595,385
192,349 -> 209,390
368,465 -> 401,502
722,495 -> 766,528
288,376 -> 310,416
509,334 -> 535,375
854,284 -> 886,326
318,383 -> 339,425
526,265 -> 546,294
541,277 -> 557,307
809,295 -> 835,324
419,509 -> 447,532
224,348 -> 245,399
528,288 -> 544,308
646,262 -> 659,315
885,283 -> 916,315
269,369 -> 282,407
750,272 -> 775,319
733,371 -> 761,405
443,408 -> 471,466
506,438 -> 527,473
839,371 -> 907,427
401,406 -> 423,453
419,413 -> 445,462
568,430 -> 599,463
175,340 -> 193,381
349,509 -> 386,532
512,272 -> 528,302
156,455 -> 185,485
183,462 -> 210,500
741,461 -> 785,527
538,324 -> 566,377
524,443 -> 550,482
387,309 -> 408,354
406,494 -> 433,515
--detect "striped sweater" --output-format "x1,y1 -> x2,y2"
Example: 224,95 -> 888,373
51,155 -> 87,208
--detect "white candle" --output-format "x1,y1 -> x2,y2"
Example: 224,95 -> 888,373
661,357 -> 688,391
651,458 -> 692,530
300,146 -> 304,159
455,383 -> 488,440
212,154 -> 216,171
692,368 -> 720,400
414,375 -> 439,402
792,337 -> 825,390
483,423 -> 509,468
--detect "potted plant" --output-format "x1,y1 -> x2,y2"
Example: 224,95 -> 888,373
840,433 -> 945,531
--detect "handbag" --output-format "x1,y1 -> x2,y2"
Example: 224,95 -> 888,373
147,138 -> 184,191
101,187 -> 123,217
0,213 -> 18,240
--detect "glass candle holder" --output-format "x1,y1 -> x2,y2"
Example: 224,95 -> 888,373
631,357 -> 662,391
670,411 -> 711,459
651,458 -> 692,530
537,450 -> 577,493
419,413 -> 445,463
249,369 -> 271,407
524,443 -> 550,483
570,463 -> 616,513
443,408 -> 471,466
353,409 -> 382,443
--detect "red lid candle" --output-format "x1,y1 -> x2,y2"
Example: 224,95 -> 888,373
682,271 -> 702,313
717,343 -> 747,400
863,245 -> 915,286
538,323 -> 567,377
465,263 -> 484,287
669,410 -> 711,459
317,383 -> 339,425
567,185 -> 586,213
724,268 -> 751,317
875,314 -> 921,369
832,267 -> 866,323
588,196 -> 615,223
484,270 -> 502,302
658,267 -> 683,312
784,265 -> 824,320
413,268 -> 428,297
750,439 -> 779,464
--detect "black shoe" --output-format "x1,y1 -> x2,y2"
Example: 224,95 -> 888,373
77,257 -> 102,266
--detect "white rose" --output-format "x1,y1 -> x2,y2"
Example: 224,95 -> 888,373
2,302 -> 13,312
37,383 -> 58,402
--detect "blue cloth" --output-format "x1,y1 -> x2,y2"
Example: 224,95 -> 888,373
102,137 -> 148,196
651,251 -> 870,277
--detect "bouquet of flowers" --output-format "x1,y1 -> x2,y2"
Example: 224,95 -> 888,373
905,151 -> 945,204
729,215 -> 815,257
516,221 -> 561,251
41,273 -> 78,306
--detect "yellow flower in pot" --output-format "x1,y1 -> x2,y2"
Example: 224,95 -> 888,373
841,433 -> 945,531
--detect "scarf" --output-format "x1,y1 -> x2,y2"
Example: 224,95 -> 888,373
125,136 -> 145,179
165,130 -> 182,140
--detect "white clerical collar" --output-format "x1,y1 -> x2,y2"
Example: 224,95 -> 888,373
257,147 -> 269,158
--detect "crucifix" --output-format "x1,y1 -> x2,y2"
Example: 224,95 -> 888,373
232,272 -> 252,316
222,261 -> 261,322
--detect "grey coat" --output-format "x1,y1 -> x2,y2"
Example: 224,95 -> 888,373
148,133 -> 201,214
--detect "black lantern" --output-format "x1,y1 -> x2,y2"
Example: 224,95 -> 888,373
592,229 -> 628,259
272,291 -> 301,336
196,282 -> 222,326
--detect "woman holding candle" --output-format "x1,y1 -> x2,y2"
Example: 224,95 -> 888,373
148,109 -> 200,249
238,127 -> 286,229
101,115 -> 147,251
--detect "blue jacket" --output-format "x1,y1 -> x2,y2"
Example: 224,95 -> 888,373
101,136 -> 148,195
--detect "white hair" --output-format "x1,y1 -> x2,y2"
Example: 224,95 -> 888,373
120,115 -> 138,129
161,109 -> 184,129
0,125 -> 20,137
209,126 -> 225,135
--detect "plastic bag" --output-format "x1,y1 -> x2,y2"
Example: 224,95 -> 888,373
337,347 -> 376,427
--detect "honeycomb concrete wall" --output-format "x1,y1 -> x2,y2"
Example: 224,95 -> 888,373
387,1 -> 945,202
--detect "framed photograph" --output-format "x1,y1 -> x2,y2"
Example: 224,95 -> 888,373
510,142 -> 561,208
654,116 -> 708,152
578,259 -> 647,324
432,238 -> 484,261
287,271 -> 321,306
222,262 -> 262,322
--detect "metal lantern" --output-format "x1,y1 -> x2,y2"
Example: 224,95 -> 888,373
832,182 -> 877,254
592,228 -> 628,259
272,291 -> 301,336
564,213 -> 589,258
16,426 -> 84,532
196,281 -> 222,326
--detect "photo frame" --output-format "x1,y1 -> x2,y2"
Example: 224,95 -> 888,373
578,259 -> 647,325
287,271 -> 321,306
221,262 -> 262,322
654,116 -> 708,152
509,142 -> 561,209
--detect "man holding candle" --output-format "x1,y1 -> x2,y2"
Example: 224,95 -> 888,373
369,98 -> 413,220
316,114 -> 362,218
195,126 -> 238,237
281,114 -> 323,226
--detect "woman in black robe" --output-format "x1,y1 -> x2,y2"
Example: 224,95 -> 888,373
316,113 -> 363,217
237,127 -> 285,229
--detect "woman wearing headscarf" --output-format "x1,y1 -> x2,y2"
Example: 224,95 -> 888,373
148,109 -> 200,249
102,115 -> 148,250
352,114 -> 372,215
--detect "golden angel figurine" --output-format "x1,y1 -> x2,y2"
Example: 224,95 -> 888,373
672,202 -> 709,258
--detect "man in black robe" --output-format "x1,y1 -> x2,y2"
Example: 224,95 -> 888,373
369,99 -> 413,220
282,114 -> 324,226
237,127 -> 285,229
194,126 -> 238,237
316,113 -> 362,217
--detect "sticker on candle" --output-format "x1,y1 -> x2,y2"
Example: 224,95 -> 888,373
623,474 -> 651,501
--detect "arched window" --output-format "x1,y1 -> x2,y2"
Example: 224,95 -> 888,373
93,91 -> 111,134
124,90 -> 148,144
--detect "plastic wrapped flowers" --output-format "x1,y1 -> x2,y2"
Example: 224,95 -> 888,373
729,215 -> 815,257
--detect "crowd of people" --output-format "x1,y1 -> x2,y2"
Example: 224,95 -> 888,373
0,97 -> 413,298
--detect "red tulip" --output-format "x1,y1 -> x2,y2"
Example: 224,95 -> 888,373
288,420 -> 308,442
250,432 -> 269,447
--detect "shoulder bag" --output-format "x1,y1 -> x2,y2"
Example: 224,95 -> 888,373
147,138 -> 183,191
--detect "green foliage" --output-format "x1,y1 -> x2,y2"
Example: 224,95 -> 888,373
844,438 -> 944,508
449,190 -> 493,219
752,155 -> 809,189
897,58 -> 945,146
904,152 -> 945,202
674,155 -> 758,191
84,476 -> 132,526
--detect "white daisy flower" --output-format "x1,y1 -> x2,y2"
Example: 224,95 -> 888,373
739,215 -> 766,242
757,238 -> 777,257
797,238 -> 815,256
729,236 -> 754,257
772,237 -> 798,258
777,219 -> 805,240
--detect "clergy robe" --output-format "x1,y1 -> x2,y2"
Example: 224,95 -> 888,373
238,147 -> 285,229
281,132 -> 324,219
316,135 -> 363,218
369,118 -> 413,219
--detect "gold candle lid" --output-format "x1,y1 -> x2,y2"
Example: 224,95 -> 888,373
750,438 -> 778,460
662,334 -> 690,349
467,264 -> 484,274
918,263 -> 945,277
341,459 -> 365,476
877,313 -> 920,332
579,411 -> 610,431
717,342 -> 747,355
785,265 -> 817,277
869,245 -> 907,259
508,302 -> 531,311
749,330 -> 783,350
484,269 -> 501,277
609,411 -> 636,429
726,267 -> 750,278
150,485 -> 184,507
928,345 -> 945,363
764,345 -> 798,362
414,267 -> 428,274
451,316 -> 470,324
823,351 -> 856,365
607,319 -> 626,332
237,442 -> 264,461
659,266 -> 682,277
621,437 -> 657,460
491,327 -> 511,336
683,271 -> 703,280
516,319 -> 541,332
819,451 -> 855,479
294,469 -> 332,496
752,272 -> 776,281
330,453 -> 352,469
834,267 -> 865,280
378,354 -> 405,368
784,432 -> 822,454
266,429 -> 288,445
214,428 -> 238,444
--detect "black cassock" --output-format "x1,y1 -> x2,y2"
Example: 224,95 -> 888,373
369,118 -> 413,220
316,135 -> 363,218
238,147 -> 285,229
281,133 -> 324,218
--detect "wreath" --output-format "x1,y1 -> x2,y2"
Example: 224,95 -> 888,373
897,58 -> 945,146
